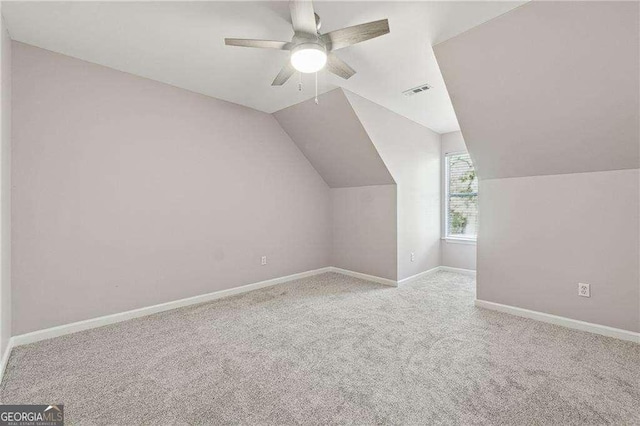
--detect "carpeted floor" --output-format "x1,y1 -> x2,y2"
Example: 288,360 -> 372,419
1,271 -> 638,424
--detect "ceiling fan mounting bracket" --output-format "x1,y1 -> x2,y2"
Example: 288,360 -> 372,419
292,32 -> 323,48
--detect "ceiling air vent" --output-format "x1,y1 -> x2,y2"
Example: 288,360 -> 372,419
403,84 -> 432,97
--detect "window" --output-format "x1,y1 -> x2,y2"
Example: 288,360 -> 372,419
445,152 -> 478,240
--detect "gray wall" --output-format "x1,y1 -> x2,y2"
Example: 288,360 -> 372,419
331,185 -> 397,280
273,90 -> 394,188
0,17 -> 11,356
12,42 -> 331,335
441,131 -> 476,271
441,241 -> 475,271
345,92 -> 441,281
478,170 -> 639,332
434,1 -> 640,332
274,89 -> 399,281
434,1 -> 639,180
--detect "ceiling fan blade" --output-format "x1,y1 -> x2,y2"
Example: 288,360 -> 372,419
272,62 -> 296,86
225,38 -> 290,50
326,53 -> 356,79
321,19 -> 390,51
289,0 -> 317,35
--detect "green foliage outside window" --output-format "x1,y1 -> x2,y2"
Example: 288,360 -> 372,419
449,210 -> 468,234
447,153 -> 478,238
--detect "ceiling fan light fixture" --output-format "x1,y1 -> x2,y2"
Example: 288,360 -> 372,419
290,43 -> 327,73
225,0 -> 390,85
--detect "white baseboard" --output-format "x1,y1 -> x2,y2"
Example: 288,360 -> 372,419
332,265 -> 475,286
11,267 -> 332,348
11,266 -> 397,351
3,265 -> 474,366
439,266 -> 476,276
396,266 -> 441,285
0,338 -> 15,385
329,267 -> 397,287
3,270 -> 633,385
475,299 -> 639,343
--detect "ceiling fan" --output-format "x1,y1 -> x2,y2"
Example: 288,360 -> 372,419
224,0 -> 390,86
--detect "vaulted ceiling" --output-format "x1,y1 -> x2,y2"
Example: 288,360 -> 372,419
434,1 -> 639,180
2,1 -> 526,134
274,89 -> 394,188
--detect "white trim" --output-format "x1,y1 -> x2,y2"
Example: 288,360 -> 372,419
396,266 -> 441,285
0,337 -> 15,385
442,151 -> 478,241
441,237 -> 477,245
7,267 -> 401,350
2,266 -> 474,367
2,270 -> 633,382
439,266 -> 476,276
9,266 -> 397,351
475,299 -> 639,343
11,267 -> 332,347
328,267 -> 397,287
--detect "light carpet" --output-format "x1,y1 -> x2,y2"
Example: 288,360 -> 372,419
1,271 -> 638,424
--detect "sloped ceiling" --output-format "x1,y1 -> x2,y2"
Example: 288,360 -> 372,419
1,1 -> 527,134
344,90 -> 440,184
273,89 -> 394,188
434,1 -> 639,180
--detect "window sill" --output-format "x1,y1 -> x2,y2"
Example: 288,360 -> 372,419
441,237 -> 477,245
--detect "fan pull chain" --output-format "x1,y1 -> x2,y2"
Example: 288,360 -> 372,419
298,72 -> 302,92
314,72 -> 318,105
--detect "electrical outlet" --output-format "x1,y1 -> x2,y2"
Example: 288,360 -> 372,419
578,283 -> 590,298
410,252 -> 415,262
261,256 -> 267,266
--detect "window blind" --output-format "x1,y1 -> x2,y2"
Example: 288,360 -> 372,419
446,153 -> 478,239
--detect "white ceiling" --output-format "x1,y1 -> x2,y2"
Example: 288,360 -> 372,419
2,1 -> 526,134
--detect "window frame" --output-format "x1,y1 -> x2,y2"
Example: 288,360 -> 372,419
442,151 -> 478,243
